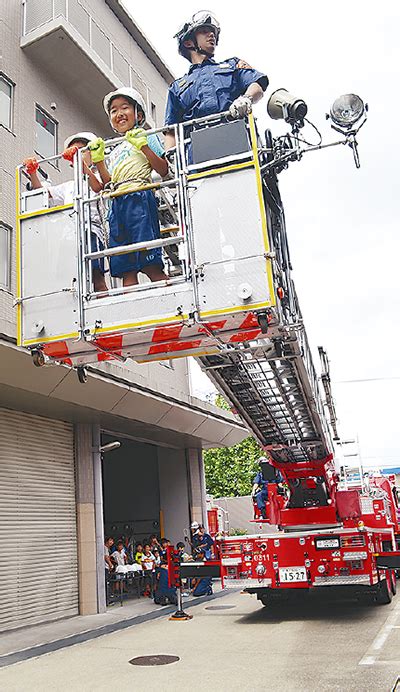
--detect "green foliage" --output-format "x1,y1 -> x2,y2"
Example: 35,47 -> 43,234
203,435 -> 262,498
214,394 -> 230,411
229,528 -> 248,536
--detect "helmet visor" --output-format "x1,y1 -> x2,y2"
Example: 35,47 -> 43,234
191,11 -> 220,30
175,11 -> 220,41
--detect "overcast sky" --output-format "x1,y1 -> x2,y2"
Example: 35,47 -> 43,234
123,0 -> 400,468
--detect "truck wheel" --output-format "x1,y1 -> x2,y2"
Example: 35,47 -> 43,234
376,574 -> 393,605
257,313 -> 269,334
32,350 -> 45,367
390,571 -> 397,596
357,592 -> 375,605
77,366 -> 87,384
260,592 -> 287,607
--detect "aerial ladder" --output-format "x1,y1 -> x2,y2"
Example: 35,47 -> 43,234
17,88 -> 400,605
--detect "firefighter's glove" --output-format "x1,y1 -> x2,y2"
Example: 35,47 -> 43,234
62,145 -> 78,162
125,128 -> 147,150
229,95 -> 253,119
23,157 -> 39,175
88,137 -> 105,164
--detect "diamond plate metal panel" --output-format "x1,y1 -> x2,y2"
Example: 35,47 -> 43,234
223,578 -> 272,589
190,168 -> 272,317
198,256 -> 271,314
83,281 -> 195,334
21,210 -> 79,343
314,575 -> 371,586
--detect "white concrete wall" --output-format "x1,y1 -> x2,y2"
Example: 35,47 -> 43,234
213,495 -> 274,535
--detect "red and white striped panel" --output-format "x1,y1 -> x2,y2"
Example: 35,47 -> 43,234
42,312 -> 269,366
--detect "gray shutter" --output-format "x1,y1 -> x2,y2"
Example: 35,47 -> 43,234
0,408 -> 78,631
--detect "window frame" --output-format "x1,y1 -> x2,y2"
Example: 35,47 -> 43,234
0,72 -> 15,133
0,223 -> 12,292
34,104 -> 58,160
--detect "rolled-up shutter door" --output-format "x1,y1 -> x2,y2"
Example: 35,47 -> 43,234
0,408 -> 78,631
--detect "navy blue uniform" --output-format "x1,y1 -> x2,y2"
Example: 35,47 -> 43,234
193,532 -> 214,560
253,470 -> 269,517
193,577 -> 213,597
153,567 -> 177,606
165,57 -> 268,126
253,467 -> 283,518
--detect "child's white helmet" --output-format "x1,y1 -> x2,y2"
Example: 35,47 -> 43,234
103,87 -> 147,123
64,131 -> 97,149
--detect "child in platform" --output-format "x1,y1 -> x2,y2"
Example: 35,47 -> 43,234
23,132 -> 108,293
89,88 -> 168,287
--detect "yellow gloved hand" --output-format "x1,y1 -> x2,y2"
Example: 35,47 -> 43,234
125,128 -> 148,150
88,137 -> 105,164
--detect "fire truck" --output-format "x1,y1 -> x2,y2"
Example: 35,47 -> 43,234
218,460 -> 400,606
17,89 -> 400,604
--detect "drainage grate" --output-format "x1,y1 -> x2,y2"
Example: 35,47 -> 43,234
205,605 -> 237,610
129,655 -> 180,666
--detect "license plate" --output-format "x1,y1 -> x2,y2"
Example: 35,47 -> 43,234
315,538 -> 340,550
279,566 -> 307,583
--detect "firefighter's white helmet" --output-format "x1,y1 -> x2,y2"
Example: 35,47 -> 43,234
103,87 -> 147,124
175,11 -> 220,57
64,132 -> 97,149
191,521 -> 199,530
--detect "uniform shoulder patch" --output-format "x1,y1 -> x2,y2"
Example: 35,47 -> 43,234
177,78 -> 187,87
237,59 -> 253,69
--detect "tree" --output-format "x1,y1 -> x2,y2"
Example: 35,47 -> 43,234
203,395 -> 263,497
204,435 -> 262,497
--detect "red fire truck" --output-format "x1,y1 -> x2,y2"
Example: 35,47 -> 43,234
217,465 -> 400,606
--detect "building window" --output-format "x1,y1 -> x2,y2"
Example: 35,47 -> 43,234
0,74 -> 13,130
35,106 -> 57,159
151,102 -> 157,124
0,224 -> 11,290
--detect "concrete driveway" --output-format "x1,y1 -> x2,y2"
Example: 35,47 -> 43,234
0,589 -> 399,691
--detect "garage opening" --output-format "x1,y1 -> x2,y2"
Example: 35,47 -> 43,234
101,434 -> 161,545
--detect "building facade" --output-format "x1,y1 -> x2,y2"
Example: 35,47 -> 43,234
0,0 -> 246,631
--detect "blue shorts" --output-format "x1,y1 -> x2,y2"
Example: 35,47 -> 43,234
108,190 -> 163,277
91,232 -> 105,274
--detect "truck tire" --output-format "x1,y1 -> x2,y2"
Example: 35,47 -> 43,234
376,574 -> 393,605
357,592 -> 375,605
259,591 -> 289,607
390,571 -> 397,596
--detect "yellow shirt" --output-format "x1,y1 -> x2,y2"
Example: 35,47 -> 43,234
107,133 -> 164,194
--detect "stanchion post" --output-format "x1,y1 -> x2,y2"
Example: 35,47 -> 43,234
167,546 -> 193,621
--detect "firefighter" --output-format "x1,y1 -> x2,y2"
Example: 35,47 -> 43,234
192,525 -> 214,560
164,11 -> 269,150
251,456 -> 283,519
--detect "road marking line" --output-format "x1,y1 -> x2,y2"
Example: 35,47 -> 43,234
359,602 -> 400,666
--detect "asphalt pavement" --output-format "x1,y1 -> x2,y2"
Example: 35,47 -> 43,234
1,589 -> 399,691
